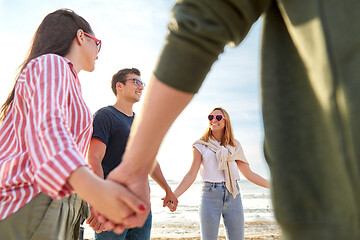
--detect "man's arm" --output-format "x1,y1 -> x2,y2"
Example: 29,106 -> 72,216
85,137 -> 108,232
106,77 -> 192,226
87,138 -> 106,178
103,0 -> 270,228
150,161 -> 178,211
110,77 -> 193,177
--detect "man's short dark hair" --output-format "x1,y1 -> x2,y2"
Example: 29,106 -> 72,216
111,68 -> 141,96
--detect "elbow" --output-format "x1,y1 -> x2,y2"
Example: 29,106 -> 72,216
87,155 -> 101,168
241,169 -> 254,179
86,156 -> 95,166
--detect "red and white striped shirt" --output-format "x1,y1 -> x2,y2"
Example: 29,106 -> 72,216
0,54 -> 93,221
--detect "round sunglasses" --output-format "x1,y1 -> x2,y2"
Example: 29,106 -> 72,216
208,114 -> 225,121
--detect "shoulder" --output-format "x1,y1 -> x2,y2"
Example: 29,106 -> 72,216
39,53 -> 68,62
193,142 -> 207,153
19,54 -> 74,89
93,106 -> 113,119
234,139 -> 242,148
28,54 -> 69,69
95,106 -> 113,114
92,107 -> 114,132
22,54 -> 71,79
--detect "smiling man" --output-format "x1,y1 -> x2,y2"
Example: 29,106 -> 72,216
86,68 -> 177,240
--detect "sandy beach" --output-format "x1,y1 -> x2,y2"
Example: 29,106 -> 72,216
83,180 -> 280,239
150,220 -> 280,240
83,220 -> 280,240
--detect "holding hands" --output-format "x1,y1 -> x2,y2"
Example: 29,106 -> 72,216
162,189 -> 178,212
93,167 -> 151,234
86,206 -> 107,233
90,169 -> 178,234
69,167 -> 149,234
89,160 -> 179,233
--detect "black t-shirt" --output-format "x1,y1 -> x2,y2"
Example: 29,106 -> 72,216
92,106 -> 134,178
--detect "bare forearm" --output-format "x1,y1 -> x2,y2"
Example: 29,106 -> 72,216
119,77 -> 194,179
246,172 -> 269,188
69,166 -> 149,226
68,166 -> 103,204
150,162 -> 171,192
238,162 -> 269,188
91,163 -> 104,179
174,173 -> 197,198
86,138 -> 106,179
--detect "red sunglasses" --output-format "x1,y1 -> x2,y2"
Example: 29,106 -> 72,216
84,32 -> 102,53
208,114 -> 226,121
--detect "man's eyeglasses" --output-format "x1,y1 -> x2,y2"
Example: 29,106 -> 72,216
84,32 -> 102,53
208,114 -> 225,121
125,78 -> 146,88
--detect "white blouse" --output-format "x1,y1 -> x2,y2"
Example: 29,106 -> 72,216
194,143 -> 242,182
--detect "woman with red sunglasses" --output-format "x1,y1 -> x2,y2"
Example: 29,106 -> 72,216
0,9 -> 145,240
172,107 -> 269,240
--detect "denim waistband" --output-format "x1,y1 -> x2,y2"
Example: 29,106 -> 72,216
202,181 -> 226,187
202,181 -> 240,187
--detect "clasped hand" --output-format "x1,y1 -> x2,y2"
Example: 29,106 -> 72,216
85,168 -> 150,234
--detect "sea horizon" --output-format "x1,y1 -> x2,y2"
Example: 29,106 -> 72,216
83,179 -> 276,239
150,179 -> 274,224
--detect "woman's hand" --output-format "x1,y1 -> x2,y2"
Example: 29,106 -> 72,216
162,190 -> 178,212
68,166 -> 148,234
103,165 -> 151,229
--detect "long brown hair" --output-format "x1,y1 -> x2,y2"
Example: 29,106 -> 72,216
200,107 -> 236,147
0,9 -> 93,122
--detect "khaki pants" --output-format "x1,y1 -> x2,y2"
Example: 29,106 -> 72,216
0,193 -> 89,240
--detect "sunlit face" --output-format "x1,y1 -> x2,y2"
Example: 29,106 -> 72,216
120,73 -> 144,102
209,109 -> 226,132
83,32 -> 99,72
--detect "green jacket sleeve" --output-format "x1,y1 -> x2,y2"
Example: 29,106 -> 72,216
153,0 -> 271,93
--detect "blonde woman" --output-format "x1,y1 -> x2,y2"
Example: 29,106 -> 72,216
172,107 -> 269,240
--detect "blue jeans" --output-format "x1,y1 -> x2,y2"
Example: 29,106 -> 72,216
200,182 -> 244,240
95,211 -> 152,240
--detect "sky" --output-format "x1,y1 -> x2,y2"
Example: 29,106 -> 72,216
0,0 -> 270,181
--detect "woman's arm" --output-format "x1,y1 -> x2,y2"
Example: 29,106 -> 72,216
68,166 -> 148,231
174,147 -> 202,198
237,161 -> 269,188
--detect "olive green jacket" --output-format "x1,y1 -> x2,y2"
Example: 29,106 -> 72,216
154,1 -> 360,239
